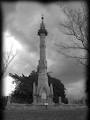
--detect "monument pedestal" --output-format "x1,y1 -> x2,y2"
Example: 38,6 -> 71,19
33,93 -> 54,105
33,95 -> 37,105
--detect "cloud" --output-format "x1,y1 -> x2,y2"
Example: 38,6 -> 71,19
66,79 -> 86,99
3,76 -> 16,96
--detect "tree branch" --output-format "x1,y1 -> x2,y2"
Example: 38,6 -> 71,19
55,43 -> 85,50
2,47 -> 16,75
57,4 -> 88,66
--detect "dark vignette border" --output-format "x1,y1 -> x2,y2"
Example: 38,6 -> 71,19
0,0 -> 89,120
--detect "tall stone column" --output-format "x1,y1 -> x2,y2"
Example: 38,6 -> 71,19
33,15 -> 53,105
37,15 -> 53,104
49,84 -> 53,104
33,82 -> 37,104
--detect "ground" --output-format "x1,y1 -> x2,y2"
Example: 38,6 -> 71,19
3,104 -> 87,120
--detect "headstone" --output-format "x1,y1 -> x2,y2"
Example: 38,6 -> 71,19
59,97 -> 61,104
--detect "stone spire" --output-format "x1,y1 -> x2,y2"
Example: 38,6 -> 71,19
37,15 -> 48,73
33,15 -> 53,105
38,15 -> 48,36
37,15 -> 50,97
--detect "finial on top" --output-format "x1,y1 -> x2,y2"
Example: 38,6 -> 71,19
38,14 -> 48,36
41,14 -> 44,20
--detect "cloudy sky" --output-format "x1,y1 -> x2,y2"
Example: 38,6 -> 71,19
2,1 -> 86,98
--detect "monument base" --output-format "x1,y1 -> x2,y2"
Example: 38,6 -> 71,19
33,95 -> 54,105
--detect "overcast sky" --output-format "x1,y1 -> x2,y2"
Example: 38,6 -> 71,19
2,1 -> 86,98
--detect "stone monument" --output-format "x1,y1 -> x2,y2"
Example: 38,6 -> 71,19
33,15 -> 53,105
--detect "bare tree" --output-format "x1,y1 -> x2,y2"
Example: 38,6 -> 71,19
56,2 -> 88,65
2,47 -> 16,76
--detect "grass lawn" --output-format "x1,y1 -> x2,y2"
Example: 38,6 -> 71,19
3,105 -> 87,120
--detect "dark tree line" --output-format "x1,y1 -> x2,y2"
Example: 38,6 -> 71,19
9,70 -> 68,104
48,74 -> 67,103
